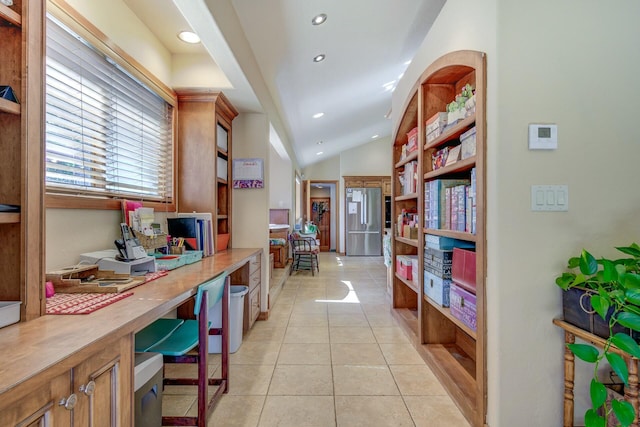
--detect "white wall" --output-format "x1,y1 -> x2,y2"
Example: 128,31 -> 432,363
493,1 -> 640,425
232,113 -> 271,312
62,0 -> 173,85
172,53 -> 231,89
269,144 -> 293,210
339,137 -> 392,176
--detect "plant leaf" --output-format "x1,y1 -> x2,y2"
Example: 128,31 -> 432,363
591,295 -> 609,320
568,343 -> 599,363
580,250 -> 598,275
606,352 -> 629,385
568,256 -> 581,268
612,399 -> 635,427
556,273 -> 576,290
585,408 -> 606,427
590,379 -> 607,409
625,289 -> 640,306
621,273 -> 640,290
616,311 -> 640,331
611,333 -> 640,359
617,244 -> 640,258
601,259 -> 618,282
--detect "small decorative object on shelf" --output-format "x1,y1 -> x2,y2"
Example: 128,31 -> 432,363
0,86 -> 18,103
555,243 -> 640,427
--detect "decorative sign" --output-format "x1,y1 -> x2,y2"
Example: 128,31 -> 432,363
233,158 -> 264,189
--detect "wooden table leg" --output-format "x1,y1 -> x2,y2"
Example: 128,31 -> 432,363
564,331 -> 575,427
626,356 -> 639,427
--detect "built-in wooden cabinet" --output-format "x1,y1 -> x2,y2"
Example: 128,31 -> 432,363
391,50 -> 486,426
231,252 -> 262,333
177,90 -> 238,252
0,0 -> 45,321
0,335 -> 133,426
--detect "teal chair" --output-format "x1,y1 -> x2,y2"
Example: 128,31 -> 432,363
135,272 -> 230,427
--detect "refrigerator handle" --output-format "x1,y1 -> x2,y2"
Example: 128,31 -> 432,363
363,193 -> 367,224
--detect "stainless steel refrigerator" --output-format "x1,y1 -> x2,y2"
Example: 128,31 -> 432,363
346,187 -> 382,256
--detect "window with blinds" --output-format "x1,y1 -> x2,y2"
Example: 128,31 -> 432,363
45,15 -> 173,202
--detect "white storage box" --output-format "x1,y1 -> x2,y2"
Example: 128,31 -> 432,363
0,301 -> 21,328
217,157 -> 228,180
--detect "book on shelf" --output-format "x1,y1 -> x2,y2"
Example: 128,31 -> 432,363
402,160 -> 418,195
460,126 -> 477,160
445,145 -> 461,167
431,147 -> 449,170
425,179 -> 470,229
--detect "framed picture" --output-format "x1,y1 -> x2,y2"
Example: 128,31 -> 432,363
232,158 -> 264,189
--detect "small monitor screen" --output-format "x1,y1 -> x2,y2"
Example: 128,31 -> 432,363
538,127 -> 551,138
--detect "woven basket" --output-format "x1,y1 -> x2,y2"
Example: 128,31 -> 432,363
132,230 -> 168,250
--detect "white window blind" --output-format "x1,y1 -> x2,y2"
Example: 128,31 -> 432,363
45,15 -> 173,201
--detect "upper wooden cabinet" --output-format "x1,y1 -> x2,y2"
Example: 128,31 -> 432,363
177,91 -> 238,251
0,0 -> 45,321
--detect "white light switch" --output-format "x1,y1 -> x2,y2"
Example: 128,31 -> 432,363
531,185 -> 568,211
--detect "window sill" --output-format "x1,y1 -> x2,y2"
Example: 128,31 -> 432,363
46,194 -> 176,212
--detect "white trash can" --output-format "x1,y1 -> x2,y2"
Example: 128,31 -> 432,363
208,285 -> 249,354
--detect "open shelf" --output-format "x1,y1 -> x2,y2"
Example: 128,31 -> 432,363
0,97 -> 20,115
423,228 -> 477,242
0,213 -> 20,224
391,307 -> 419,339
395,273 -> 418,294
394,151 -> 418,169
0,3 -> 21,27
424,156 -> 476,180
424,295 -> 477,339
395,236 -> 419,247
395,192 -> 418,201
424,115 -> 476,150
419,343 -> 477,420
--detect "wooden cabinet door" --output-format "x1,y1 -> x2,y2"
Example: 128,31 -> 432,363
249,285 -> 260,326
0,372 -> 72,427
72,336 -> 133,427
383,178 -> 392,196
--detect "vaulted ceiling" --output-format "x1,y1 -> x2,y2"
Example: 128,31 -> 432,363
122,0 -> 445,167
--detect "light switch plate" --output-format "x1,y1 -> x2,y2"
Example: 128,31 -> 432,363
529,124 -> 558,150
531,185 -> 568,211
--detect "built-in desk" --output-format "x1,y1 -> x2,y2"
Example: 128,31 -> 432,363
0,248 -> 262,426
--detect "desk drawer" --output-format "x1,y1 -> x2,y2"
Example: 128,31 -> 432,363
249,285 -> 260,324
249,255 -> 261,275
249,269 -> 261,291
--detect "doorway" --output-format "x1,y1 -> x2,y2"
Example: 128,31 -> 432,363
311,197 -> 330,251
309,181 -> 338,252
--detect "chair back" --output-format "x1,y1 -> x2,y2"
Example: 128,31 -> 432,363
193,272 -> 228,317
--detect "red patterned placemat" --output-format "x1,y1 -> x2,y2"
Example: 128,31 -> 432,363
46,292 -> 133,315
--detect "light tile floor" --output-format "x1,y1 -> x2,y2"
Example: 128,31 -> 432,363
162,253 -> 470,427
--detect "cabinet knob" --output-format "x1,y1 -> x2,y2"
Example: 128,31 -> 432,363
79,380 -> 96,396
59,393 -> 78,410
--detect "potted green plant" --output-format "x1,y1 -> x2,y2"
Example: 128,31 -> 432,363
556,243 -> 640,427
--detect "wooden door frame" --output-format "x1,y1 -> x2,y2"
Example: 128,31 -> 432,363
309,180 -> 339,252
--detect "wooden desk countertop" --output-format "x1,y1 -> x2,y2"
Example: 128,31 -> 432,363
0,248 -> 261,396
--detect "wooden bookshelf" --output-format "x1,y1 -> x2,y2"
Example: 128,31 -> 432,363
176,90 -> 238,252
0,0 -> 45,322
391,50 -> 486,426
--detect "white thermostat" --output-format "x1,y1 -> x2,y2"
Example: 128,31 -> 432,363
528,124 -> 558,150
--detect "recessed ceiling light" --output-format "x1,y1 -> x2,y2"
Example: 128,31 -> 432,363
312,14 -> 327,25
316,151 -> 323,155
317,141 -> 323,145
313,54 -> 326,63
372,134 -> 379,139
404,60 -> 412,66
178,31 -> 200,44
313,112 -> 324,119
